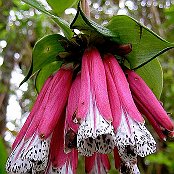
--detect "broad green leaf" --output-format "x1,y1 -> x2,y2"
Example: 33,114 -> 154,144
106,15 -> 174,69
35,61 -> 62,92
22,0 -> 73,39
71,5 -> 174,69
20,34 -> 65,85
46,0 -> 79,16
136,58 -> 163,99
0,137 -> 8,174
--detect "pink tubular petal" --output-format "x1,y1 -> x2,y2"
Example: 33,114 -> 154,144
71,149 -> 78,174
38,68 -> 73,139
103,54 -> 144,123
12,76 -> 53,149
66,73 -> 81,132
126,69 -> 174,131
24,69 -> 66,141
104,60 -> 122,131
50,110 -> 67,168
85,153 -> 96,173
76,49 -> 91,123
133,94 -> 166,140
114,147 -> 121,169
89,47 -> 112,122
101,154 -> 111,172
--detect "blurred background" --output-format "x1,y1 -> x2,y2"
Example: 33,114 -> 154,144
0,0 -> 174,173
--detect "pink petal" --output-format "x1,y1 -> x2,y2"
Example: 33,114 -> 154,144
38,68 -> 73,139
24,69 -> 64,141
13,76 -> 52,148
89,47 -> 113,122
104,59 -> 122,131
101,154 -> 111,172
71,149 -> 78,174
76,49 -> 91,123
49,110 -> 67,168
66,73 -> 81,132
85,153 -> 110,173
133,94 -> 166,140
103,54 -> 144,123
126,69 -> 174,131
85,153 -> 96,173
114,147 -> 121,169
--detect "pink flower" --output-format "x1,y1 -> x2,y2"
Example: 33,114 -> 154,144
65,73 -> 81,152
85,153 -> 110,174
76,47 -> 116,156
6,67 -> 73,173
125,69 -> 174,139
47,110 -> 78,174
103,54 -> 156,171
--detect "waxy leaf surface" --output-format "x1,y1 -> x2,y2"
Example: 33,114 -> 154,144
20,34 -> 64,85
35,61 -> 62,92
46,0 -> 79,16
71,5 -> 174,69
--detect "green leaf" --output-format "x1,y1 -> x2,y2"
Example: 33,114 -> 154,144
71,5 -> 174,69
46,0 -> 79,16
0,137 -> 8,174
35,61 -> 62,92
22,0 -> 73,39
20,34 -> 65,85
106,15 -> 174,69
70,3 -> 114,37
136,58 -> 163,99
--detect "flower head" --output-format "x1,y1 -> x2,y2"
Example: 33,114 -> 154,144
47,110 -> 78,174
76,47 -> 116,156
103,54 -> 156,171
6,67 -> 73,173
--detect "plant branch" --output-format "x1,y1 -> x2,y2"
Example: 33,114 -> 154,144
81,0 -> 90,18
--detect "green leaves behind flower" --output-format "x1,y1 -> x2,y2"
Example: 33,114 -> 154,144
35,61 -> 62,92
20,34 -> 66,86
71,4 -> 174,69
107,15 -> 174,69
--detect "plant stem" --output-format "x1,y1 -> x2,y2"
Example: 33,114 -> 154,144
81,0 -> 90,18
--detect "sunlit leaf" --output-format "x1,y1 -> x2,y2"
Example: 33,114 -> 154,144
35,61 -> 62,92
106,15 -> 174,69
22,0 -> 73,39
136,58 -> 163,99
20,34 -> 65,85
46,0 -> 79,16
71,4 -> 174,69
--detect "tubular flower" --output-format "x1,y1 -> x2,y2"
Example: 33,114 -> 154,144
103,54 -> 156,170
85,153 -> 110,174
65,73 -> 81,152
6,67 -> 73,174
47,110 -> 78,174
76,47 -> 116,156
125,69 -> 174,139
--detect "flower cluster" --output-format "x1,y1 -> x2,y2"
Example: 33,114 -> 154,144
6,47 -> 174,174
